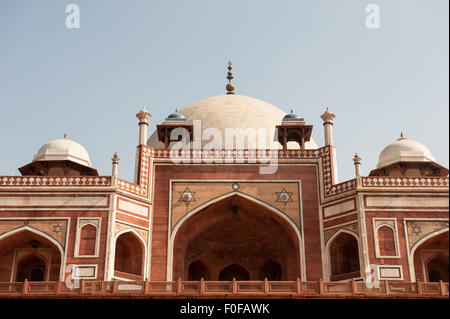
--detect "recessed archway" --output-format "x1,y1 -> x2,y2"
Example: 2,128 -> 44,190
219,264 -> 250,281
16,253 -> 46,282
114,231 -> 145,279
258,260 -> 282,280
0,229 -> 62,282
426,254 -> 448,282
328,231 -> 360,281
172,195 -> 301,281
413,231 -> 448,282
188,260 -> 210,280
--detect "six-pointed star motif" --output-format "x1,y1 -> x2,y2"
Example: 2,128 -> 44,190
52,224 -> 64,234
411,224 -> 422,235
178,187 -> 196,206
275,188 -> 293,207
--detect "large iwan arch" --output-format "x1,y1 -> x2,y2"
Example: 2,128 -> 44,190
169,194 -> 302,281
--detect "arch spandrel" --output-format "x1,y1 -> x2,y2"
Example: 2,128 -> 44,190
114,222 -> 148,243
171,181 -> 302,231
0,219 -> 68,249
324,222 -> 359,245
406,220 -> 449,252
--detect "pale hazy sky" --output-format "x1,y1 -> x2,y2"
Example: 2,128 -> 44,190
0,0 -> 448,182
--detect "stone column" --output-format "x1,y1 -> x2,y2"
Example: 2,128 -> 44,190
136,108 -> 151,145
320,107 -> 336,146
111,152 -> 120,177
353,153 -> 362,177
353,153 -> 362,188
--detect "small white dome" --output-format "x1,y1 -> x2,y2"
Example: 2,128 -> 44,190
376,135 -> 435,169
148,94 -> 318,149
33,137 -> 92,168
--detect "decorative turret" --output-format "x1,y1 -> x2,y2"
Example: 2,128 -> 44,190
156,110 -> 193,149
136,107 -> 151,145
353,153 -> 362,177
276,110 -> 313,151
111,152 -> 120,177
320,107 -> 336,146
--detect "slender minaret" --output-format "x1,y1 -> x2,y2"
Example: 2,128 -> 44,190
353,153 -> 362,177
320,107 -> 336,146
136,108 -> 151,145
111,152 -> 120,177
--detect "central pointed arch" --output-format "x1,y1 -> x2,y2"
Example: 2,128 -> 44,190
168,193 -> 303,281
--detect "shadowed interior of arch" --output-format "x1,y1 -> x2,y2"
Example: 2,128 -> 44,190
16,253 -> 46,282
329,232 -> 360,281
173,195 -> 301,281
219,264 -> 250,281
413,231 -> 449,282
0,229 -> 61,282
114,232 -> 144,279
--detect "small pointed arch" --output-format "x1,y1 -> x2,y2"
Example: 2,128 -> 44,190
425,253 -> 449,282
114,229 -> 146,278
79,224 -> 97,256
15,252 -> 47,282
326,229 -> 361,281
376,225 -> 397,256
258,260 -> 282,281
219,264 -> 250,281
187,260 -> 210,281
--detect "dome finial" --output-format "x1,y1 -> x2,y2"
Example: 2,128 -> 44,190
398,131 -> 407,140
112,152 -> 120,164
226,61 -> 235,95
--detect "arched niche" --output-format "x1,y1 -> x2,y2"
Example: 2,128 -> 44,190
328,231 -> 360,281
188,260 -> 210,281
219,264 -> 250,281
114,231 -> 145,278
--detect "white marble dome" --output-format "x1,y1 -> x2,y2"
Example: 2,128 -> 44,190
376,135 -> 435,169
147,94 -> 318,149
33,137 -> 92,168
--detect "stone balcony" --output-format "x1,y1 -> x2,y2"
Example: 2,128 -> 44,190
0,279 -> 448,299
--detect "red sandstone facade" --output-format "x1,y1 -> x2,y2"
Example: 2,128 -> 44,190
0,95 -> 448,298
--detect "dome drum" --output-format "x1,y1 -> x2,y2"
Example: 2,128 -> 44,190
147,95 -> 318,150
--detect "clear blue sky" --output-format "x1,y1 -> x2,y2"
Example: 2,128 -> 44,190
0,0 -> 448,182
